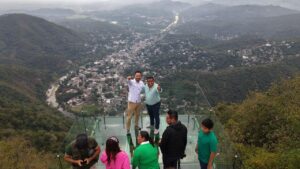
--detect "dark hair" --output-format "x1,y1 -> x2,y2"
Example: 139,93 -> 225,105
105,136 -> 121,164
201,118 -> 214,129
167,109 -> 178,121
147,76 -> 154,80
135,70 -> 142,75
75,133 -> 88,150
139,130 -> 154,147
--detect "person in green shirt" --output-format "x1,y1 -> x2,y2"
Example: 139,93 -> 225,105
195,118 -> 218,169
131,130 -> 159,169
64,133 -> 101,169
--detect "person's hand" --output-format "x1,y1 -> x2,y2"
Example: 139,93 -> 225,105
158,139 -> 161,145
84,158 -> 92,165
208,164 -> 213,169
75,160 -> 83,166
127,76 -> 132,80
157,85 -> 161,91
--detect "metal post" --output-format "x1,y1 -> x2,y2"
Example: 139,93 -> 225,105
193,117 -> 196,130
123,111 -> 125,129
140,111 -> 143,128
233,154 -> 238,169
57,155 -> 63,169
188,113 -> 190,125
104,115 -> 107,130
81,111 -> 87,134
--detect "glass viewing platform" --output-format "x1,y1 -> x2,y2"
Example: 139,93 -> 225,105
56,82 -> 236,169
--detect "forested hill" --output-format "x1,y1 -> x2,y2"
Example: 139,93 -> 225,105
0,13 -> 85,72
216,75 -> 300,169
0,14 -> 85,168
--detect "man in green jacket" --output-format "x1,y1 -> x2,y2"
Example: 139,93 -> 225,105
132,131 -> 159,169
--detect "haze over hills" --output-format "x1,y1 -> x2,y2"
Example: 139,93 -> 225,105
181,4 -> 299,22
1,0 -> 300,11
177,4 -> 300,39
86,0 -> 190,33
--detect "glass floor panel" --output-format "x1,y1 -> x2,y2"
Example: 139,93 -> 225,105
93,114 -> 200,169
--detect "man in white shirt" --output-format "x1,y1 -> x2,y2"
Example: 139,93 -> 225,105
126,71 -> 145,133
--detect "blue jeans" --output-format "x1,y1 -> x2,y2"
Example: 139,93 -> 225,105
146,102 -> 161,129
200,161 -> 208,169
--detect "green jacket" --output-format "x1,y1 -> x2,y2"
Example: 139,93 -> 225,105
131,142 -> 159,169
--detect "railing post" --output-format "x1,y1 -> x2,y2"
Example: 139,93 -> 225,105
193,117 -> 196,130
233,154 -> 238,169
123,111 -> 125,129
57,154 -> 63,169
81,111 -> 87,134
104,114 -> 107,130
140,111 -> 143,128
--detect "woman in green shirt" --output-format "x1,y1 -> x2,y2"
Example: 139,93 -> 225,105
131,131 -> 159,169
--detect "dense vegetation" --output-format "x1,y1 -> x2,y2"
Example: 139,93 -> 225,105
0,14 -> 80,168
160,55 -> 300,106
215,75 -> 300,169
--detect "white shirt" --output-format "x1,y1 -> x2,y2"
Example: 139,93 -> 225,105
141,141 -> 150,145
128,79 -> 145,103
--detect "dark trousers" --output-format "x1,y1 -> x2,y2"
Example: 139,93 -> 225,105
146,102 -> 161,129
200,161 -> 208,169
163,157 -> 180,169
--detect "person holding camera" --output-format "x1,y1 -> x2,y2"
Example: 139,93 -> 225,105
159,110 -> 187,169
64,133 -> 101,169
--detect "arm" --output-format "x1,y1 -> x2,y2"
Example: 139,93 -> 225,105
159,129 -> 169,155
207,152 -> 217,169
64,154 -> 83,167
85,146 -> 101,164
100,151 -> 107,163
141,83 -> 145,93
195,143 -> 198,154
157,84 -> 162,93
64,144 -> 83,166
207,137 -> 218,169
183,127 -> 188,152
127,76 -> 132,86
131,149 -> 140,169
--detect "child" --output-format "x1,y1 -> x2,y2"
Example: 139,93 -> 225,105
100,136 -> 130,169
195,118 -> 218,169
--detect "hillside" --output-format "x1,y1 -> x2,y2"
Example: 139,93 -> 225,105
181,4 -> 299,21
178,5 -> 300,39
88,0 -> 190,33
159,55 -> 300,106
0,14 -> 84,156
0,14 -> 85,72
215,75 -> 300,169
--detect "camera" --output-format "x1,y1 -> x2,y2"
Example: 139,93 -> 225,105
81,160 -> 87,165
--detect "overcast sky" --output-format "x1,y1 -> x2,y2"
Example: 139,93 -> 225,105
0,0 -> 300,11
